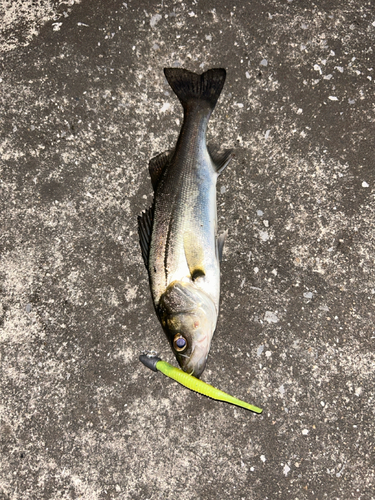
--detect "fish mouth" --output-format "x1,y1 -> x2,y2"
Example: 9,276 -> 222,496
180,345 -> 209,378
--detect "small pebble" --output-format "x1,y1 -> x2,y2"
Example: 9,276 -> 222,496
264,311 -> 278,323
257,345 -> 264,356
283,464 -> 290,476
259,231 -> 269,242
150,14 -> 162,27
362,181 -> 369,188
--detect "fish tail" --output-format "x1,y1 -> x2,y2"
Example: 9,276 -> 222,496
164,67 -> 226,111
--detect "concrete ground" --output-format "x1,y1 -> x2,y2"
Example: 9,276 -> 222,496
1,0 -> 374,499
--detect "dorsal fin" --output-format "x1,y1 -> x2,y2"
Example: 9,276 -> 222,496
137,207 -> 153,268
149,151 -> 171,190
207,145 -> 234,175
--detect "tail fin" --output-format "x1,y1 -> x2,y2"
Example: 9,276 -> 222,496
164,68 -> 226,110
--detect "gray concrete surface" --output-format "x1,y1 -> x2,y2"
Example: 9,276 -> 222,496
1,0 -> 374,499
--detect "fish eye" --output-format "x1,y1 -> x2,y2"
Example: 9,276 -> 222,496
173,334 -> 187,352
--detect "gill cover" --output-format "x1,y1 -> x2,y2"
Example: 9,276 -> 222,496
158,281 -> 217,378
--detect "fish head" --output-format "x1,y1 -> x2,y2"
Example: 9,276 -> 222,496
158,281 -> 217,378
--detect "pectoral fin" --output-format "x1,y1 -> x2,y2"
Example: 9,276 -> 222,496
183,232 -> 206,280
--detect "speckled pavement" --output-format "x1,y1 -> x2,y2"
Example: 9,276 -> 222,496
1,1 -> 374,499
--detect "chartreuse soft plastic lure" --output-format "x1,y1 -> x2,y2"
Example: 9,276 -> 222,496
139,355 -> 262,414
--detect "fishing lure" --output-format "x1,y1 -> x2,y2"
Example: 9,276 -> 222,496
139,355 -> 262,414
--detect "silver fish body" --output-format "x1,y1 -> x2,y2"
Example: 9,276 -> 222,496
138,68 -> 233,377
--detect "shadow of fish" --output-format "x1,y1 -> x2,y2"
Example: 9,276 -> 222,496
138,67 -> 233,377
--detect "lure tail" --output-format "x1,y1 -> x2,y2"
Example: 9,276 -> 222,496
139,355 -> 263,414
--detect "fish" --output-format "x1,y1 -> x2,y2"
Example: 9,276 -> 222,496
138,67 -> 233,378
